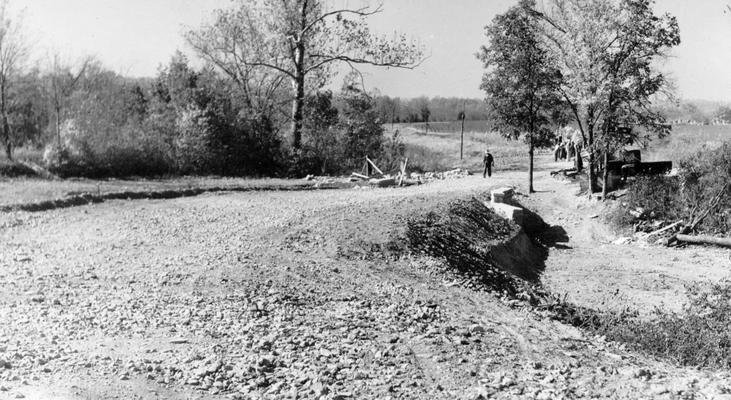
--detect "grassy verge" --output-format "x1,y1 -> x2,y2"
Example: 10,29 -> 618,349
544,280 -> 731,369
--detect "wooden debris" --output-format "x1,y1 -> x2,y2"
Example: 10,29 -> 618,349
365,156 -> 384,176
675,234 -> 731,248
351,172 -> 369,180
688,182 -> 728,232
398,158 -> 409,186
369,178 -> 396,188
551,168 -> 578,177
647,220 -> 683,238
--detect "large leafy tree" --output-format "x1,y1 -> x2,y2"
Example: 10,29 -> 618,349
478,0 -> 565,193
0,0 -> 28,160
47,54 -> 92,148
534,0 -> 680,195
187,0 -> 423,149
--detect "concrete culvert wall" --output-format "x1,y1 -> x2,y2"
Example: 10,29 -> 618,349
405,197 -> 546,293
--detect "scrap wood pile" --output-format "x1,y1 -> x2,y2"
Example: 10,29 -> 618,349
550,168 -> 580,180
350,156 -> 471,188
626,182 -> 731,248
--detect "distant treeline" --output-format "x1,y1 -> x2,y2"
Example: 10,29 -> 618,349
372,96 -> 490,124
370,96 -> 731,126
654,99 -> 731,124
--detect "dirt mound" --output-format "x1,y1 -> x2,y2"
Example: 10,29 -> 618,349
405,197 -> 546,293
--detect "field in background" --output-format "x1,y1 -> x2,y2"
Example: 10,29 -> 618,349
396,121 -> 731,172
643,124 -> 731,163
392,121 -> 546,173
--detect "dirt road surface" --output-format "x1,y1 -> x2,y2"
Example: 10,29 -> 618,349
2,158 -> 731,399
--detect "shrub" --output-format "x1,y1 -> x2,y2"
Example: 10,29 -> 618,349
678,143 -> 731,233
610,143 -> 731,233
336,86 -> 385,172
0,159 -> 36,177
376,129 -> 407,173
404,143 -> 451,173
627,175 -> 683,220
292,88 -> 404,177
586,281 -> 731,368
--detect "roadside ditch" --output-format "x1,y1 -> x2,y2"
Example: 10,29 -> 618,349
401,193 -> 731,370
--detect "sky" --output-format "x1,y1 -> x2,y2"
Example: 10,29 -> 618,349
10,0 -> 731,101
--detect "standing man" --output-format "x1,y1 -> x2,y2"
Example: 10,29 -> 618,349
483,149 -> 494,178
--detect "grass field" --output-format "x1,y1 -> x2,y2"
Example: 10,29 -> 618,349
397,121 -> 731,171
642,124 -> 731,163
393,122 -> 549,173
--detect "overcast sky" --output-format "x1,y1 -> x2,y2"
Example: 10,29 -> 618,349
12,0 -> 731,101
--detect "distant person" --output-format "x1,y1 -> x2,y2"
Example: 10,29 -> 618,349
483,150 -> 494,178
567,140 -> 575,160
575,143 -> 583,171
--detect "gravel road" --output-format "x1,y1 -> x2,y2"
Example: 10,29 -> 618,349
2,169 -> 731,399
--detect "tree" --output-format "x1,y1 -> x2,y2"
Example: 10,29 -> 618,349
10,69 -> 47,148
47,54 -> 92,148
0,0 -> 27,160
534,0 -> 680,195
302,90 -> 339,173
374,94 -> 400,129
186,0 -> 423,149
336,76 -> 384,171
478,0 -> 565,193
419,100 -> 431,134
714,106 -> 731,123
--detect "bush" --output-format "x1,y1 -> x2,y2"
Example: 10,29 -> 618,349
0,159 -> 36,177
376,129 -> 407,173
336,86 -> 386,172
610,143 -> 731,233
624,174 -> 683,220
41,56 -> 283,179
291,88 -> 404,177
679,143 -> 731,233
584,281 -> 731,368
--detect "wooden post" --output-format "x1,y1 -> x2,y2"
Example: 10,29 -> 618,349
459,102 -> 466,161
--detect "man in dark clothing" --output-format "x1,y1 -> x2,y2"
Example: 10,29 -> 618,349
483,150 -> 494,178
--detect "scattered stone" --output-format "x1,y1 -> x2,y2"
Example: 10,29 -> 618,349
469,325 -> 486,335
649,384 -> 669,395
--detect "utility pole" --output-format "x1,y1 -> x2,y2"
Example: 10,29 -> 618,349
459,101 -> 466,160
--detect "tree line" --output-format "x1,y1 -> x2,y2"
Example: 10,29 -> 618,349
0,0 -> 424,177
0,0 -> 687,184
371,96 -> 490,125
